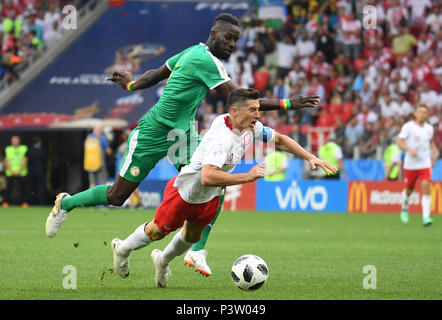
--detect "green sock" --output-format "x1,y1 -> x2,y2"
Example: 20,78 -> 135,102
191,192 -> 224,251
61,185 -> 110,212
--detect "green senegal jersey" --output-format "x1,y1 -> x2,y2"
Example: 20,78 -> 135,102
147,43 -> 231,131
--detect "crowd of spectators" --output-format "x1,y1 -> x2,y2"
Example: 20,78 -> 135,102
0,0 -> 91,90
197,0 -> 442,160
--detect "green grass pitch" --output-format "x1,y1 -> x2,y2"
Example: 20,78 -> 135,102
0,207 -> 440,300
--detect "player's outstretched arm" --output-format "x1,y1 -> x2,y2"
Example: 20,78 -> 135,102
215,81 -> 321,111
201,164 -> 265,187
274,132 -> 338,175
106,64 -> 171,91
258,95 -> 321,111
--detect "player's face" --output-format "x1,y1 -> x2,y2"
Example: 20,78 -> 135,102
415,107 -> 428,124
235,99 -> 260,131
212,25 -> 240,60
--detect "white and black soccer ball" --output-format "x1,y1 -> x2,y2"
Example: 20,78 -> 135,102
231,254 -> 269,290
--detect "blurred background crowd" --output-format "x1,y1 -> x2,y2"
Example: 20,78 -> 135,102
0,0 -> 89,90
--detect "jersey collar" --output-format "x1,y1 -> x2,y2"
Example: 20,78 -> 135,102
414,120 -> 425,127
224,115 -> 233,131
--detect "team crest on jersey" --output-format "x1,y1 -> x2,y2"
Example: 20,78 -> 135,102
243,132 -> 251,146
130,166 -> 140,177
220,66 -> 229,79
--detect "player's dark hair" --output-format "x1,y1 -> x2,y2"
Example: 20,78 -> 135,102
227,88 -> 260,109
214,13 -> 239,27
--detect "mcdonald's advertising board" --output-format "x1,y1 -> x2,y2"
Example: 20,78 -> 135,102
348,181 -> 442,214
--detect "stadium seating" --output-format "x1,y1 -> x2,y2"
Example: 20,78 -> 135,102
315,114 -> 333,127
253,70 -> 270,93
1,0 -> 441,163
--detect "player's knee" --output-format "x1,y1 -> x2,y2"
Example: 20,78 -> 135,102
147,231 -> 165,241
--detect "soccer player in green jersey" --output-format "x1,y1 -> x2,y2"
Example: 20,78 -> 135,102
45,13 -> 320,276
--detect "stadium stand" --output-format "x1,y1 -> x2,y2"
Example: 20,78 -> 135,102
200,0 -> 442,160
1,0 -> 440,160
0,0 -> 96,90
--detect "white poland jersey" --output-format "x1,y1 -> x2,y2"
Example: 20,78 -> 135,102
174,113 -> 275,204
398,120 -> 434,170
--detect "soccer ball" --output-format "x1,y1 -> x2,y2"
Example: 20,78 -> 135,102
231,254 -> 269,290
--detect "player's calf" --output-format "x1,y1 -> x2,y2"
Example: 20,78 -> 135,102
106,176 -> 139,207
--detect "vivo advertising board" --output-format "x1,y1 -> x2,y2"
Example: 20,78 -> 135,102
256,180 -> 347,212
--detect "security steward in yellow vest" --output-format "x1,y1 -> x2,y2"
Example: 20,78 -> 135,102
264,150 -> 289,181
3,135 -> 28,207
319,132 -> 345,179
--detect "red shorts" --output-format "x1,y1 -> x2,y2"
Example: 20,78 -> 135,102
154,176 -> 220,235
403,168 -> 432,189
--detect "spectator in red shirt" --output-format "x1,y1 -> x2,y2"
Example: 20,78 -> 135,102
341,12 -> 361,60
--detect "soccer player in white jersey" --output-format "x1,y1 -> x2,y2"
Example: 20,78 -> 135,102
397,104 -> 439,226
110,88 -> 337,287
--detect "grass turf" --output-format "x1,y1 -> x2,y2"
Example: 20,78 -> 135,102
0,207 -> 440,300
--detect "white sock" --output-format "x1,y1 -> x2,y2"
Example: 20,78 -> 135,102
119,223 -> 152,256
401,191 -> 410,211
422,195 -> 431,220
160,229 -> 192,268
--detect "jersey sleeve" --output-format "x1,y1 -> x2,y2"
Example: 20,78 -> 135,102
254,121 -> 275,144
398,123 -> 409,140
166,51 -> 184,71
429,124 -> 434,140
195,51 -> 230,89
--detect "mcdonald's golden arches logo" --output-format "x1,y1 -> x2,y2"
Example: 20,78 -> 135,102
348,182 -> 368,213
430,183 -> 442,214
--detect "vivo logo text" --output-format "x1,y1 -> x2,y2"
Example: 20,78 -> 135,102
276,181 -> 327,210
